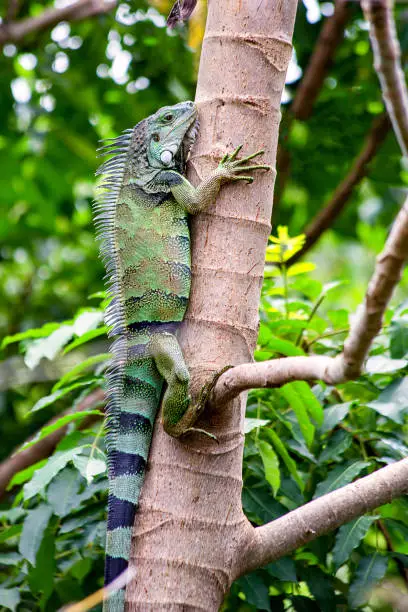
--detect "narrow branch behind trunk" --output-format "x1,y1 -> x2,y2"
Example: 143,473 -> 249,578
286,112 -> 390,265
126,1 -> 298,610
0,0 -> 116,46
275,0 -> 351,204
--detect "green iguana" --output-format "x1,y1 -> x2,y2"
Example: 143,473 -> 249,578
94,101 -> 269,611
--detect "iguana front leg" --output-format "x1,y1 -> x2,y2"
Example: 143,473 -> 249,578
165,145 -> 270,214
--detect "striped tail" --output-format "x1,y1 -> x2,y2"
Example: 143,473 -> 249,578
104,336 -> 163,612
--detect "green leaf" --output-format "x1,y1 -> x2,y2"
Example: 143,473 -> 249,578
47,466 -> 82,517
0,525 -> 22,543
313,461 -> 369,499
320,280 -> 346,297
73,310 -> 104,336
333,515 -> 378,569
279,383 -> 315,447
290,277 -> 322,301
23,448 -> 83,500
0,507 -> 26,523
19,410 -> 102,453
242,487 -> 286,524
289,381 -> 323,426
30,380 -> 97,413
287,262 -> 316,276
0,588 -> 20,612
28,525 -> 55,601
24,324 -> 74,369
265,335 -> 305,357
299,566 -> 336,612
63,326 -> 108,354
327,309 -> 349,329
263,428 -> 304,491
365,355 -> 406,374
244,418 -> 270,434
237,573 -> 271,612
291,596 -> 320,611
390,316 -> 408,358
1,322 -> 61,350
19,504 -> 53,565
257,440 -> 280,494
320,402 -> 354,434
319,430 -> 352,463
266,557 -> 297,581
70,557 -> 92,581
7,460 -> 47,489
73,455 -> 106,483
348,554 -> 388,608
53,353 -> 111,391
0,552 -> 22,566
367,377 -> 408,423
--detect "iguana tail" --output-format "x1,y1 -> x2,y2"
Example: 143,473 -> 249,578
103,334 -> 163,612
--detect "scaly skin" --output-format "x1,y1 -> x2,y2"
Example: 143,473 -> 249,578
94,101 -> 269,611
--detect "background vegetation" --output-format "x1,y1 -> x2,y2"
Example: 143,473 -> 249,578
0,1 -> 407,610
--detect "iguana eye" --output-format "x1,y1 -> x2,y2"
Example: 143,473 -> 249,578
152,133 -> 160,142
164,113 -> 173,121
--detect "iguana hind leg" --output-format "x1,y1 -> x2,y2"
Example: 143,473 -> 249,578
148,333 -> 232,439
148,332 -> 195,437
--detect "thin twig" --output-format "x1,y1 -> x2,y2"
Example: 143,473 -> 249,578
377,519 -> 408,585
275,0 -> 351,205
5,0 -> 21,23
0,0 -> 116,46
285,112 -> 390,265
362,0 -> 408,157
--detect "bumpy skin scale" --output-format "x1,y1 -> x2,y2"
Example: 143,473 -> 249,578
94,101 -> 269,611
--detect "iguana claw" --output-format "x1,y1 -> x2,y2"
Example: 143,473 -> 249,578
217,145 -> 271,183
181,365 -> 234,442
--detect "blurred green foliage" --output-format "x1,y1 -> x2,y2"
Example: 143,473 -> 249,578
1,0 -> 408,610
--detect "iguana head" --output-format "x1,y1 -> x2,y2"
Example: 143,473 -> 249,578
145,101 -> 199,170
97,102 -> 199,195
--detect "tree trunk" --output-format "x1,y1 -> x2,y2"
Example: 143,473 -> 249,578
126,1 -> 298,609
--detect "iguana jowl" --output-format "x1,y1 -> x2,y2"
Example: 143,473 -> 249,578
94,101 -> 269,611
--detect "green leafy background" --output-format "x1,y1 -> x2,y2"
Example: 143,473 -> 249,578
1,1 -> 408,610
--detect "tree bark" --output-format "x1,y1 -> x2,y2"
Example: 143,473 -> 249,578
126,1 -> 298,610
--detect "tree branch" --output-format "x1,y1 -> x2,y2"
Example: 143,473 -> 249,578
362,0 -> 408,157
275,0 -> 351,205
237,456 -> 408,576
0,0 -> 116,46
0,388 -> 104,499
285,112 -> 391,265
213,196 -> 408,404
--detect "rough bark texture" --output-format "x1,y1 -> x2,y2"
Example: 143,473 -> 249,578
126,1 -> 298,610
